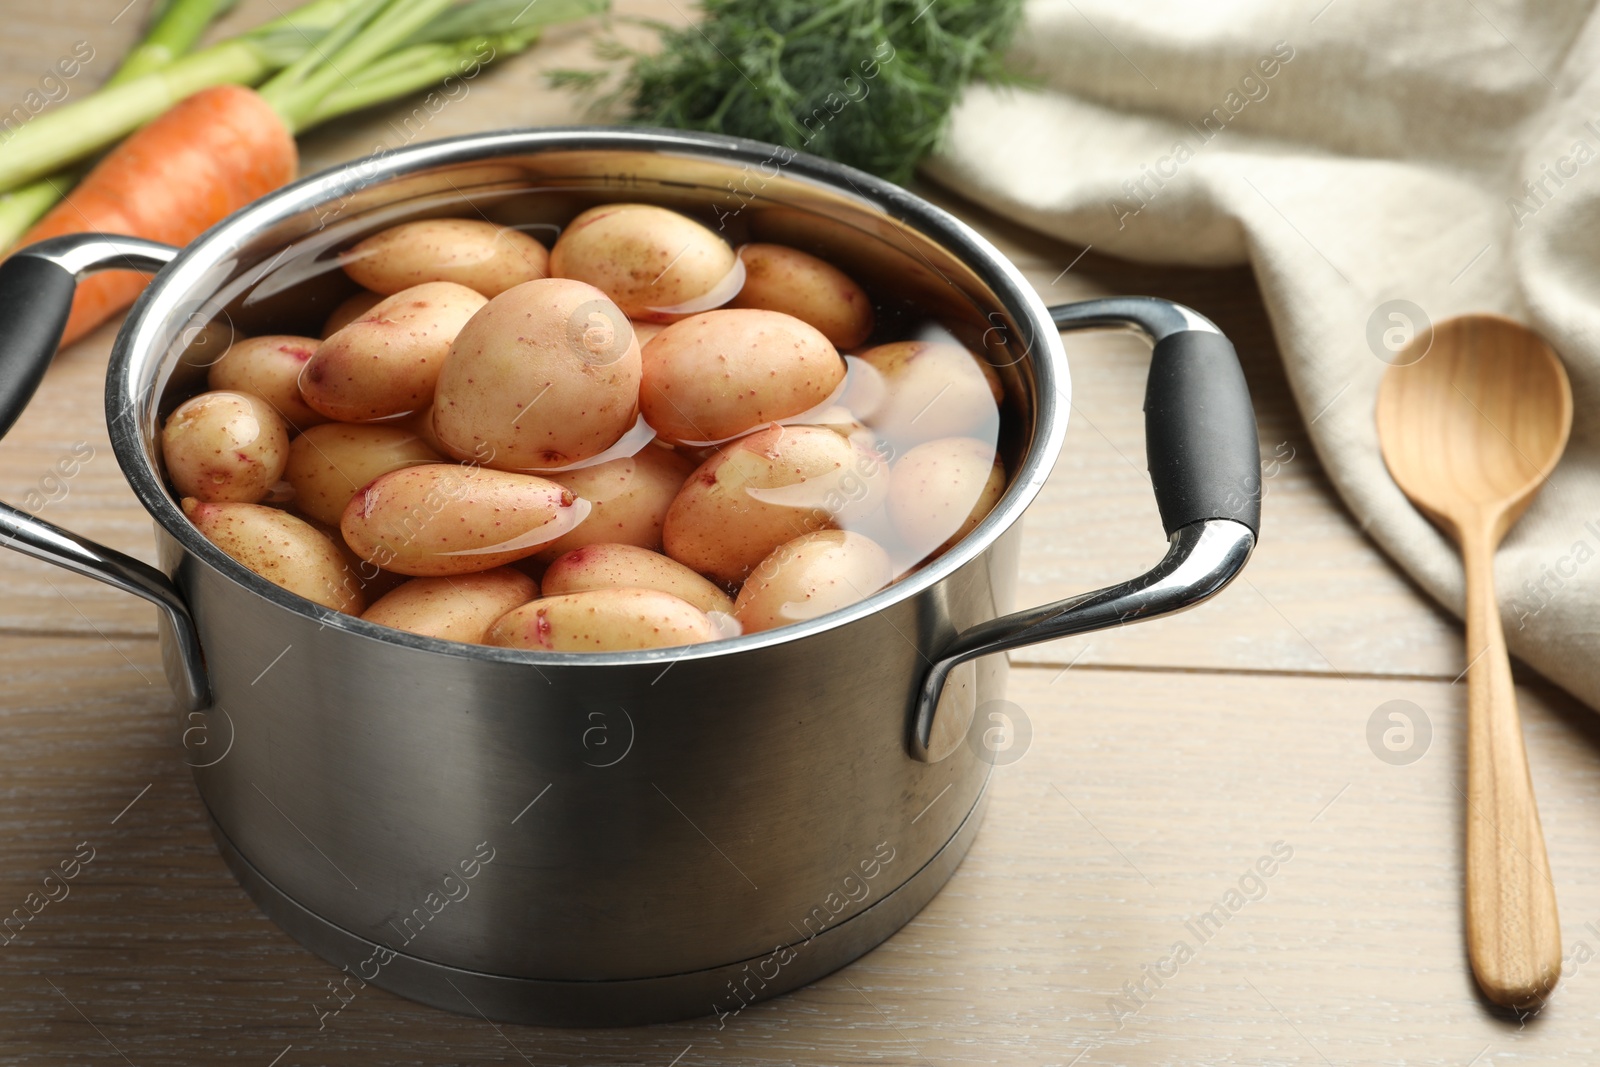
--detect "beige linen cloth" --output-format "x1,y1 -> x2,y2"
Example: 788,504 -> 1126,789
924,0 -> 1600,705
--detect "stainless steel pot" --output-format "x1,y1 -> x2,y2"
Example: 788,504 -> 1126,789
0,128 -> 1261,1026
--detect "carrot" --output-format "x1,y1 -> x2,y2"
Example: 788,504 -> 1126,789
18,84 -> 296,347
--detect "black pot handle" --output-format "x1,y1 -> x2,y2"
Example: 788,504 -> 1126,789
0,234 -> 209,711
910,297 -> 1260,761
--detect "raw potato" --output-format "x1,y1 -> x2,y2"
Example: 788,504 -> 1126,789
550,203 -> 736,322
663,424 -> 889,583
183,498 -> 363,613
342,219 -> 549,298
640,309 -> 845,445
433,278 -> 641,469
321,291 -> 382,339
285,423 -> 441,526
207,335 -> 327,430
734,531 -> 893,634
302,281 -> 487,421
533,444 -> 695,561
857,341 -> 1002,443
730,244 -> 874,349
486,588 -> 717,651
162,390 -> 290,504
542,543 -> 734,614
888,437 -> 1006,557
340,463 -> 590,576
362,567 -> 539,643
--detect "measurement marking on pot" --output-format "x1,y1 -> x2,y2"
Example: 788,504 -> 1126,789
1051,782 -> 1154,887
911,784 -> 952,825
110,783 -> 151,825
250,782 -> 359,891
652,783 -> 758,889
265,1045 -> 291,1067
445,976 -> 538,1065
511,783 -> 552,824
45,979 -> 135,1067
251,644 -> 293,685
1308,782 -> 1349,823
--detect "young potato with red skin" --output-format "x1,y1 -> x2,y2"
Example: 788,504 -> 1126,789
321,290 -> 382,339
362,567 -> 539,644
206,335 -> 328,431
302,281 -> 487,422
856,340 -> 1002,444
285,423 -> 441,526
433,278 -> 641,470
550,203 -> 736,322
888,437 -> 1007,557
734,530 -> 893,634
640,309 -> 845,446
162,390 -> 290,504
663,424 -> 889,583
542,543 -> 734,615
342,219 -> 549,298
340,463 -> 590,577
486,588 -> 716,651
729,244 -> 874,349
532,444 -> 695,562
182,498 -> 364,613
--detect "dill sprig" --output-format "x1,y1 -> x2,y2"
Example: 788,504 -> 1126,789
554,0 -> 1026,185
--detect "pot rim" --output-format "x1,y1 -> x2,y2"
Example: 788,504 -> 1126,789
108,125 -> 1070,668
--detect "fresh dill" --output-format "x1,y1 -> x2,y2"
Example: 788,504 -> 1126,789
551,0 -> 1026,185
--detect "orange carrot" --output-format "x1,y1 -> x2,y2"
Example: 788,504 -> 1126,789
17,84 -> 297,347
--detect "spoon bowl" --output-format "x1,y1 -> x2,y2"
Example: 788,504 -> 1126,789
1377,314 -> 1571,535
1376,312 -> 1572,1010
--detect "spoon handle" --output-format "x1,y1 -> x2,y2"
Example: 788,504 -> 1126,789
1461,524 -> 1561,1008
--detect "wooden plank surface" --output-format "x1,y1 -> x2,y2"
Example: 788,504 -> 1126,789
1,2 -> 1595,1064
2,642 -> 1598,1064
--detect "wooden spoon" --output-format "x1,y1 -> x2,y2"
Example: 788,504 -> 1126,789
1376,313 -> 1571,1009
